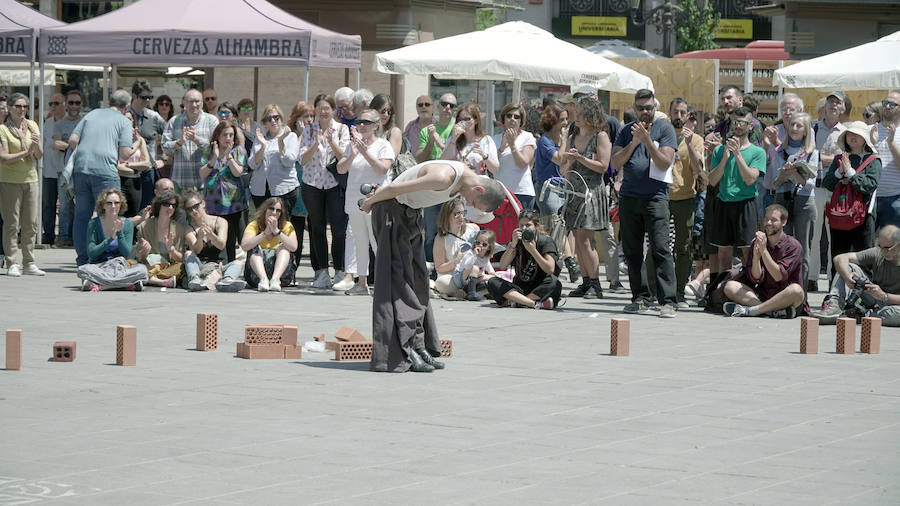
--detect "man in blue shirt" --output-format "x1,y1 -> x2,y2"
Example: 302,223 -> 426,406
611,89 -> 679,317
68,89 -> 136,266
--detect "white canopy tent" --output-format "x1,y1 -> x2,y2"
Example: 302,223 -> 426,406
376,21 -> 653,130
585,40 -> 665,60
773,31 -> 900,90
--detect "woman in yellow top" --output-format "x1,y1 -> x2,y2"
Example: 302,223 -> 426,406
240,196 -> 298,292
0,93 -> 44,276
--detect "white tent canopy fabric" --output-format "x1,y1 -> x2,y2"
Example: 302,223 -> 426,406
0,0 -> 64,62
375,21 -> 653,93
38,0 -> 360,68
585,40 -> 665,59
773,31 -> 900,90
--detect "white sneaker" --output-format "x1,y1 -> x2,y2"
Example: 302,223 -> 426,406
7,264 -> 22,277
332,276 -> 354,291
311,270 -> 332,289
270,278 -> 282,292
23,264 -> 46,276
257,278 -> 270,292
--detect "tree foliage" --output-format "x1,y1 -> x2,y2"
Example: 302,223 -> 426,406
676,0 -> 721,53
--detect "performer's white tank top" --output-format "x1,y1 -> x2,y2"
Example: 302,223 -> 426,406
394,160 -> 465,209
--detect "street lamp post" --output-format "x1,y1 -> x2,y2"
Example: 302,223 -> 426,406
628,0 -> 708,57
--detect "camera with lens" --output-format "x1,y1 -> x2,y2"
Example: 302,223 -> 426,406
521,228 -> 535,242
845,272 -> 878,316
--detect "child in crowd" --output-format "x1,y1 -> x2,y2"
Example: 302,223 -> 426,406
452,229 -> 496,301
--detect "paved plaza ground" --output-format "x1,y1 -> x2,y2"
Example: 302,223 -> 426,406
1,247 -> 899,505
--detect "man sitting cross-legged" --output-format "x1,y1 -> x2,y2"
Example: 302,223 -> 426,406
722,204 -> 807,318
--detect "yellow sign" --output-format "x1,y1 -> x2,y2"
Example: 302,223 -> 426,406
715,19 -> 753,39
571,16 -> 627,37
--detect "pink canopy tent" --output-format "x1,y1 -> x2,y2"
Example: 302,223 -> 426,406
38,0 -> 360,68
0,0 -> 64,63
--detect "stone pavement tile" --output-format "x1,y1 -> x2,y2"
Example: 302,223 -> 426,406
39,490 -> 191,505
640,472 -> 783,502
449,474 -> 601,505
830,486 -> 900,505
757,479 -> 882,501
209,476 -> 350,505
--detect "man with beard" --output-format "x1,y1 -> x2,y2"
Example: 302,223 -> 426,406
705,107 -> 767,306
811,225 -> 900,325
610,88 -> 679,317
722,204 -> 806,318
665,98 -> 704,307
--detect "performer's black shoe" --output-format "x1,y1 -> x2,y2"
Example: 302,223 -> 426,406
416,348 -> 445,369
409,349 -> 435,372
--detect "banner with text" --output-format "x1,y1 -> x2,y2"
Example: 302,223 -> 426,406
714,19 -> 753,40
0,31 -> 33,62
571,17 -> 627,37
39,31 -> 312,66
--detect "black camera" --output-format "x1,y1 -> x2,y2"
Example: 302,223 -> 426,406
521,228 -> 535,242
845,272 -> 878,316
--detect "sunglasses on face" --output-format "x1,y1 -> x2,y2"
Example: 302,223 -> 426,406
439,101 -> 457,109
379,108 -> 393,115
263,115 -> 281,122
158,102 -> 171,107
505,113 -> 521,120
217,110 -> 233,116
239,106 -> 253,111
357,119 -> 377,125
879,242 -> 899,251
731,119 -> 751,127
635,105 -> 654,112
68,100 -> 82,105
161,202 -> 177,208
417,102 -> 432,108
139,95 -> 153,100
187,203 -> 202,212
204,97 -> 217,102
883,100 -> 899,109
474,241 -> 490,247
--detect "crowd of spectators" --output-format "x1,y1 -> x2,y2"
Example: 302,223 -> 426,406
2,79 -> 900,326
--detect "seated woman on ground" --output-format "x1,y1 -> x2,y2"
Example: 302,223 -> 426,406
451,229 -> 496,301
77,188 -> 148,292
433,197 -> 480,298
182,190 -> 246,292
487,210 -> 563,309
134,189 -> 189,288
240,196 -> 298,292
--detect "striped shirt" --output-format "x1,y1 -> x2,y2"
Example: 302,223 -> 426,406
162,112 -> 219,190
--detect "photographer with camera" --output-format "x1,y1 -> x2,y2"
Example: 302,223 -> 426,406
487,210 -> 563,310
811,224 -> 900,325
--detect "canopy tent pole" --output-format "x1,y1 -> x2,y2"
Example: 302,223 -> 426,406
111,64 -> 118,92
303,67 -> 309,102
355,68 -> 360,89
38,60 -> 45,247
253,68 -> 259,110
486,81 -> 495,135
28,61 -> 34,114
512,79 -> 521,106
102,66 -> 109,106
